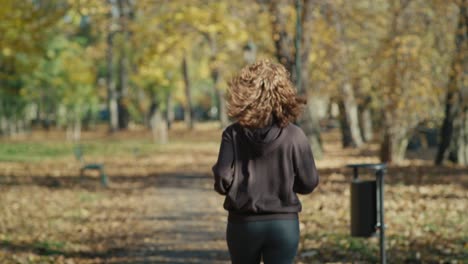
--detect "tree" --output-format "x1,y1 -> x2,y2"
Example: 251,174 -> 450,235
72,0 -> 132,132
269,0 -> 323,158
181,54 -> 194,129
200,1 -> 250,128
436,0 -> 468,165
371,0 -> 446,163
0,0 -> 67,136
329,1 -> 364,147
21,35 -> 98,141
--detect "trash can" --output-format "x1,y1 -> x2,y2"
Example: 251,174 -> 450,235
347,163 -> 387,264
351,179 -> 377,237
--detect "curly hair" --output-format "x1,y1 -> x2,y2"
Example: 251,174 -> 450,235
226,59 -> 306,128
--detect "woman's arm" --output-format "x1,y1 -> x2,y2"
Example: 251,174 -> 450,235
292,130 -> 319,194
212,129 -> 235,195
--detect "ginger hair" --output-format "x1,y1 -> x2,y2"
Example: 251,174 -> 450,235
226,59 -> 306,128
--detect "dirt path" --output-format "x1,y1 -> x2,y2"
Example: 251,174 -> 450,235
133,173 -> 229,264
82,172 -> 231,264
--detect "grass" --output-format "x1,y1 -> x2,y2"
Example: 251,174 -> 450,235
0,139 -> 161,162
32,241 -> 66,256
0,122 -> 217,162
0,138 -> 220,163
1,238 -> 67,256
0,142 -> 72,162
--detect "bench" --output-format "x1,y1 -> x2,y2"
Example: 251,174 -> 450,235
74,145 -> 109,187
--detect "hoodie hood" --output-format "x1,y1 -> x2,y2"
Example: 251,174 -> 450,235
242,118 -> 284,156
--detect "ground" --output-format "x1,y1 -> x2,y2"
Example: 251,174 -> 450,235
0,122 -> 467,263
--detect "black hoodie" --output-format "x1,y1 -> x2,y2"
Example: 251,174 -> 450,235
212,122 -> 319,222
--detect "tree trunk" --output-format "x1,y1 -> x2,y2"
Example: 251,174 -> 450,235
106,38 -> 119,132
117,103 -> 129,130
166,91 -> 174,130
106,3 -> 119,133
150,109 -> 157,142
117,0 -> 128,100
435,0 -> 467,165
217,89 -> 228,128
137,88 -> 148,126
358,104 -> 373,142
380,127 -> 408,164
182,55 -> 194,130
66,122 -> 72,141
380,106 -> 410,163
0,116 -> 7,136
149,100 -> 168,144
299,99 -> 323,158
116,0 -> 130,130
339,83 -> 364,147
448,108 -> 468,164
116,79 -> 129,130
4,118 -> 10,137
449,109 -> 468,164
157,110 -> 168,144
73,107 -> 81,142
42,96 -> 52,131
270,0 -> 295,77
0,100 -> 5,136
207,34 -> 229,128
17,119 -> 25,135
338,99 -> 353,147
35,100 -> 40,125
107,40 -> 119,132
436,86 -> 459,164
212,67 -> 228,128
380,106 -> 408,163
9,114 -> 17,137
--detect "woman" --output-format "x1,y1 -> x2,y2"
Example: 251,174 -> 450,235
212,59 -> 319,264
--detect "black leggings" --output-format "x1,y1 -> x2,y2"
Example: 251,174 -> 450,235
226,219 -> 300,264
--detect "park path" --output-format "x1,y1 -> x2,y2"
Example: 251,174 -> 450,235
141,173 -> 230,264
96,171 -> 231,264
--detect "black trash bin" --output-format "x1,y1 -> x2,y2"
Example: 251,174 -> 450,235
351,179 -> 377,237
347,163 -> 387,264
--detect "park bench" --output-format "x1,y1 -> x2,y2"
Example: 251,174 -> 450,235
73,145 -> 109,187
